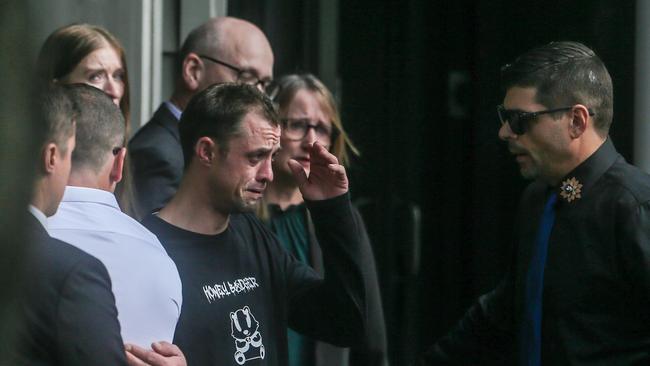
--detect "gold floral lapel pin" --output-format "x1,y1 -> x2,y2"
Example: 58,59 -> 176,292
560,177 -> 583,203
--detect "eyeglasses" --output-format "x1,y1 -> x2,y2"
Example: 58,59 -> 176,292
496,105 -> 595,135
281,118 -> 336,144
198,54 -> 271,90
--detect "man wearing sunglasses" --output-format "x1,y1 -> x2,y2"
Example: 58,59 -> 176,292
46,85 -> 186,365
420,41 -> 650,365
130,17 -> 274,218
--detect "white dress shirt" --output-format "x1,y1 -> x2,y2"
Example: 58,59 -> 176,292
48,186 -> 183,347
28,205 -> 48,229
164,100 -> 182,121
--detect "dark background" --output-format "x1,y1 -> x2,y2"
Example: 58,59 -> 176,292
230,0 -> 636,364
0,0 -> 635,365
0,1 -> 634,365
0,1 -> 42,361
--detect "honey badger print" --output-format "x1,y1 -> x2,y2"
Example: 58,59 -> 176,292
230,306 -> 265,364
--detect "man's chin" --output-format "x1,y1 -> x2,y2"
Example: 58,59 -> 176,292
519,166 -> 539,180
231,198 -> 262,213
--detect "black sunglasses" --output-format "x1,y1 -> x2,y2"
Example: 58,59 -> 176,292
497,105 -> 595,135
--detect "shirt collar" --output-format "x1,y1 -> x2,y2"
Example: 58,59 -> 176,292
164,101 -> 182,121
61,186 -> 121,210
28,205 -> 48,230
555,137 -> 619,204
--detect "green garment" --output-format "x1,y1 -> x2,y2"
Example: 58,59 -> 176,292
267,203 -> 313,366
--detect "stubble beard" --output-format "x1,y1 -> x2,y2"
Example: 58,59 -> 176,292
520,164 -> 540,180
230,188 -> 263,213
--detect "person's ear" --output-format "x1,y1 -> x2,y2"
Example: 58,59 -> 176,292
109,147 -> 126,184
195,137 -> 217,166
568,104 -> 590,139
182,53 -> 203,91
42,142 -> 58,175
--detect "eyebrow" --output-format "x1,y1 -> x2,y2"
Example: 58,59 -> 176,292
82,67 -> 106,73
82,66 -> 124,73
240,67 -> 272,81
246,146 -> 278,157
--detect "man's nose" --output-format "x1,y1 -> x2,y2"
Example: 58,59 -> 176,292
498,122 -> 516,141
257,157 -> 274,183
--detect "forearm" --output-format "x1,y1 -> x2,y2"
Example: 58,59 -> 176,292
419,283 -> 516,365
290,193 -> 367,346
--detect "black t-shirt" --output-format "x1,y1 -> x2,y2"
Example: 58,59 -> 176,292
142,194 -> 366,366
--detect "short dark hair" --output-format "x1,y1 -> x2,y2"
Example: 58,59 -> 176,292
37,84 -> 76,155
179,83 -> 279,167
65,84 -> 125,173
501,41 -> 613,135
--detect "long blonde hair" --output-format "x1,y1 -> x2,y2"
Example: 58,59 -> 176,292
257,74 -> 359,221
268,73 -> 359,166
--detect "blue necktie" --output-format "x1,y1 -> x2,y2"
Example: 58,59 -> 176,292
520,192 -> 557,366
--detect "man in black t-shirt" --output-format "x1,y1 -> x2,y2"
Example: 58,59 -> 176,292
138,83 -> 368,365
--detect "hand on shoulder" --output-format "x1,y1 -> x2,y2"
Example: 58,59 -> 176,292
125,342 -> 186,366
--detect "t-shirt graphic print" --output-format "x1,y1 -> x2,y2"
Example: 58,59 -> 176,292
231,306 -> 265,364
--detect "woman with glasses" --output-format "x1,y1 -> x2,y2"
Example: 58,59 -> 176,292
36,23 -> 137,218
261,74 -> 388,366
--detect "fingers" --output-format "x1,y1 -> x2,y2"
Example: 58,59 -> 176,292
151,341 -> 184,358
125,343 -> 178,366
316,163 -> 348,191
288,159 -> 308,186
126,351 -> 149,366
125,344 -> 150,366
327,163 -> 347,181
125,344 -> 151,360
309,142 -> 339,165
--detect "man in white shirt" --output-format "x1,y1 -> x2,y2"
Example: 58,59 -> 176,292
14,84 -> 128,365
48,85 -> 183,353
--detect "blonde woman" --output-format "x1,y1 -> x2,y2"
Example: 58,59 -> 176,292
262,74 -> 388,366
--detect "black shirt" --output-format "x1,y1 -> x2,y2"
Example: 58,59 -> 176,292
142,193 -> 367,366
421,139 -> 650,365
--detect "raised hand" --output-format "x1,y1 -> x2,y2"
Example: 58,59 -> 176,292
288,142 -> 348,201
125,342 -> 187,366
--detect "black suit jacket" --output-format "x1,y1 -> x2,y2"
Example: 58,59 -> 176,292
420,139 -> 650,365
11,214 -> 127,366
129,103 -> 184,216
